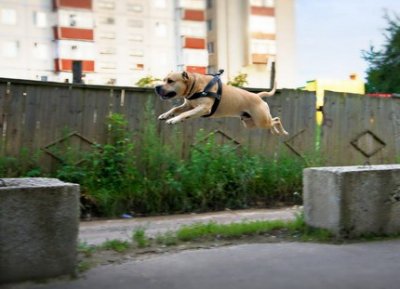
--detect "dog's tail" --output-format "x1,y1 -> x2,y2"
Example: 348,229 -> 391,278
257,81 -> 277,98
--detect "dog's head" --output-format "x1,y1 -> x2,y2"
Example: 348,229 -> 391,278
155,71 -> 193,100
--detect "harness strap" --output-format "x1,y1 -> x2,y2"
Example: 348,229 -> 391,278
187,70 -> 224,117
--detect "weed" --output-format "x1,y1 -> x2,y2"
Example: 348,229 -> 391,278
0,148 -> 42,177
77,261 -> 92,273
155,231 -> 178,246
78,241 -> 97,257
101,239 -> 130,253
133,228 -> 150,248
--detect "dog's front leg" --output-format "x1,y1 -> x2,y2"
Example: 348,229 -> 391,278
166,105 -> 211,124
158,100 -> 191,120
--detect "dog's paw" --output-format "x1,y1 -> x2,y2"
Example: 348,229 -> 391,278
166,117 -> 181,125
158,113 -> 171,120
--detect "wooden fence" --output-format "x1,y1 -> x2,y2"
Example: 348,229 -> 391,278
1,78 -> 399,172
321,91 -> 400,165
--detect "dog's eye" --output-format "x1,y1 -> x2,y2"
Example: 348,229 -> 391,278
167,79 -> 174,84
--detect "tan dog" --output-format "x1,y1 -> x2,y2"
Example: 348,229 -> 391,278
155,71 -> 288,136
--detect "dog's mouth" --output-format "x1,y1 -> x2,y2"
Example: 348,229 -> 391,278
155,86 -> 177,100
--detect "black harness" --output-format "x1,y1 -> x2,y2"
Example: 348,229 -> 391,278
186,69 -> 224,117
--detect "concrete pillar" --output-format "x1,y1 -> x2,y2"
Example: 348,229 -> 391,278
304,165 -> 400,237
0,178 -> 80,284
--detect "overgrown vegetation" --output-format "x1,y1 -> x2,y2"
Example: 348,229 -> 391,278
0,101 -> 312,217
0,148 -> 42,177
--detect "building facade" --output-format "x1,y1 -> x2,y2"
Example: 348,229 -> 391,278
206,0 -> 295,87
0,0 -> 295,87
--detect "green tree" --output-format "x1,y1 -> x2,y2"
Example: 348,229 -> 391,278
362,13 -> 400,93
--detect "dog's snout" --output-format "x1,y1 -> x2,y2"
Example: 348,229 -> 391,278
155,85 -> 162,94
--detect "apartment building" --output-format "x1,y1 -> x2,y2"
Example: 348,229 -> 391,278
0,0 -> 294,87
207,0 -> 296,88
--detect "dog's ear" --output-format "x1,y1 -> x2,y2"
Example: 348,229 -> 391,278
181,71 -> 189,81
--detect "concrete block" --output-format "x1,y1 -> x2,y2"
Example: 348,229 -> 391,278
0,178 -> 80,284
304,165 -> 400,237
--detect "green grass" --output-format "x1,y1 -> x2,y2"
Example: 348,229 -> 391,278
155,231 -> 178,246
78,241 -> 97,257
176,220 -> 288,241
132,228 -> 150,248
101,239 -> 131,252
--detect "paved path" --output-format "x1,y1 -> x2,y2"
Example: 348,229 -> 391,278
5,207 -> 400,289
7,240 -> 400,289
79,207 -> 299,245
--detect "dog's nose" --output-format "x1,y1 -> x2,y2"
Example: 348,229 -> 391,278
155,85 -> 162,94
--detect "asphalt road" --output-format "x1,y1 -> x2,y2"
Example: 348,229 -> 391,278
6,239 -> 400,289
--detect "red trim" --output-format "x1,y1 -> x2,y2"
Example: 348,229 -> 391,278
54,27 -> 94,41
55,59 -> 95,72
250,6 -> 275,16
184,37 -> 206,49
186,66 -> 206,74
54,0 -> 92,10
182,9 -> 205,21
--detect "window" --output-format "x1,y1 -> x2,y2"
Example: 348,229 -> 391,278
98,31 -> 116,39
2,41 -> 19,58
1,9 -> 17,25
99,16 -> 115,25
69,14 -> 77,26
128,19 -> 143,28
98,61 -> 116,70
249,16 -> 275,34
251,39 -> 276,54
207,42 -> 214,54
155,22 -> 167,37
34,11 -> 47,28
128,34 -> 143,42
134,63 -> 144,70
207,65 -> 217,74
180,21 -> 206,37
127,3 -> 143,12
152,0 -> 166,8
130,49 -> 144,57
33,43 -> 48,59
99,47 -> 116,55
206,19 -> 212,31
98,0 -> 115,9
180,0 -> 205,9
250,0 -> 274,7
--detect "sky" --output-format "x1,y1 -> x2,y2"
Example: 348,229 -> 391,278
295,0 -> 400,86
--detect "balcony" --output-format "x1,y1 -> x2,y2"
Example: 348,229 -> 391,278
54,0 -> 92,10
183,37 -> 206,49
54,27 -> 94,41
251,53 -> 269,64
186,66 -> 206,74
250,32 -> 276,40
182,9 -> 205,21
55,59 -> 95,72
250,6 -> 275,16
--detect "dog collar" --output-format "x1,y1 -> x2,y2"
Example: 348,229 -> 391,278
184,75 -> 197,98
187,69 -> 224,117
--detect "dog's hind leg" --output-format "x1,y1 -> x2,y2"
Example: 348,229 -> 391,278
272,117 -> 288,135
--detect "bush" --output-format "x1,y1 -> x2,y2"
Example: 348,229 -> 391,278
0,148 -> 42,177
0,104 -> 310,217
